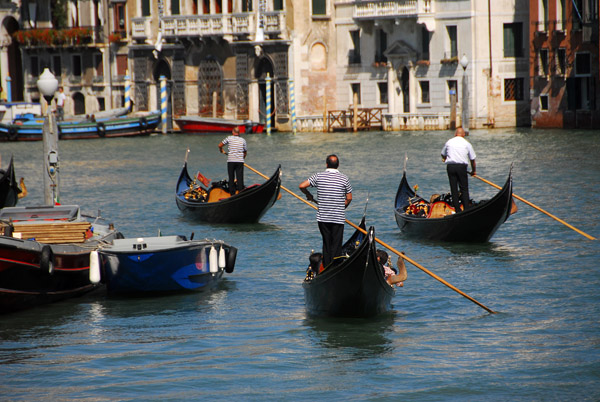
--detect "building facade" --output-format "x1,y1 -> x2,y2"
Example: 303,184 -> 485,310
529,0 -> 599,128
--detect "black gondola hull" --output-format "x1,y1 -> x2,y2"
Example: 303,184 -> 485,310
0,156 -> 20,209
303,227 -> 395,318
175,163 -> 281,223
394,170 -> 514,242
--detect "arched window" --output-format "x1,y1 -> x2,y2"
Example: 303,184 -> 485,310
73,92 -> 85,115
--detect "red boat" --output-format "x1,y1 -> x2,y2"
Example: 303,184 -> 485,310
175,116 -> 264,134
0,205 -> 122,314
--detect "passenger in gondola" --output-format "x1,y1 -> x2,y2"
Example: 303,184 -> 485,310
441,126 -> 477,212
377,249 -> 407,287
218,127 -> 247,195
299,154 -> 353,268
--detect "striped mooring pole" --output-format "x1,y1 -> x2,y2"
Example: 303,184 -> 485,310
124,72 -> 131,111
289,79 -> 296,135
266,73 -> 271,135
160,75 -> 167,134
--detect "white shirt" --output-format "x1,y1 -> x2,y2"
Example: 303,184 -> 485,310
441,136 -> 476,165
56,92 -> 66,107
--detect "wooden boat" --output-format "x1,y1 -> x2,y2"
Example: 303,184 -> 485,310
175,116 -> 264,134
175,162 -> 282,223
96,235 -> 237,295
0,156 -> 21,209
302,224 -> 395,318
0,205 -> 122,314
394,169 -> 515,242
0,110 -> 161,141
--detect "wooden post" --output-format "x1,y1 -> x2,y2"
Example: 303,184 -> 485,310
449,87 -> 457,130
322,95 -> 327,132
212,91 -> 217,118
353,92 -> 358,132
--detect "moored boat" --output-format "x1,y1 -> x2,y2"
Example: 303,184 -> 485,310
175,160 -> 282,223
302,225 -> 395,318
175,116 -> 264,134
0,205 -> 122,314
394,169 -> 515,242
0,110 -> 161,141
0,156 -> 21,209
96,235 -> 237,295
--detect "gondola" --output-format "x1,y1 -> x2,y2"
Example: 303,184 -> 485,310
175,161 -> 282,223
302,222 -> 395,318
0,156 -> 21,209
96,235 -> 237,295
0,204 -> 122,314
394,168 -> 515,242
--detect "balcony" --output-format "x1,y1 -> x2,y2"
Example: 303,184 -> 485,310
151,12 -> 285,41
12,27 -> 100,48
354,0 -> 433,20
132,17 -> 152,40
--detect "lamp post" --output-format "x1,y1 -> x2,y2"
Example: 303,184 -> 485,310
37,68 -> 60,205
460,54 -> 469,134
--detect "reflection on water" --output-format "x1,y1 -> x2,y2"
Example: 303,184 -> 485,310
303,313 -> 397,358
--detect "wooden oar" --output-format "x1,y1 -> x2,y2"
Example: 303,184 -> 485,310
245,163 -> 497,314
471,174 -> 596,241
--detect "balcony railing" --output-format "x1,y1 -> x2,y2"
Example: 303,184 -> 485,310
156,12 -> 285,39
12,26 -> 103,48
132,17 -> 152,40
354,0 -> 433,20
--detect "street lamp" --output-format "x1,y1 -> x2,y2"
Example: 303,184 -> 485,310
36,68 -> 60,206
460,54 -> 469,134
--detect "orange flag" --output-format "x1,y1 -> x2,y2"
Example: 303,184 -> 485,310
196,171 -> 211,187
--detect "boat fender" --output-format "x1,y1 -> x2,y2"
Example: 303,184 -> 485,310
97,122 -> 106,137
8,126 -> 18,141
89,250 -> 101,284
40,245 -> 55,275
225,246 -> 237,274
209,245 -> 218,273
140,117 -> 148,130
218,245 -> 226,269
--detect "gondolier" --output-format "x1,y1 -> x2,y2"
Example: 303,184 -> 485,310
441,127 -> 476,212
299,154 -> 353,267
218,127 -> 247,195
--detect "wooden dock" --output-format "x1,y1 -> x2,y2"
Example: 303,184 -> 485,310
326,108 -> 385,132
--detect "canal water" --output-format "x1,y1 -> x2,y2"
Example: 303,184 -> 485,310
1,128 -> 599,400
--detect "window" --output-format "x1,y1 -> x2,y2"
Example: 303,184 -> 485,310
446,25 -> 457,58
538,0 -> 548,31
116,54 -> 128,76
171,0 -> 180,15
556,0 -> 566,31
242,0 -> 252,12
351,83 -> 361,105
114,3 -> 126,33
421,26 -> 430,60
540,94 -> 549,110
378,82 -> 388,105
349,30 -> 361,64
142,0 -> 151,16
575,53 -> 591,75
539,49 -> 549,76
504,78 -> 524,101
556,48 -> 566,75
30,56 -> 39,77
447,80 -> 458,102
419,81 -> 430,103
375,29 -> 387,63
503,23 -> 523,57
94,53 -> 103,76
572,0 -> 583,30
273,0 -> 284,10
72,55 -> 82,77
98,97 -> 105,111
52,55 -> 61,78
312,0 -> 326,16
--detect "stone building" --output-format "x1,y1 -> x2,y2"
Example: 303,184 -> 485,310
529,0 -> 599,128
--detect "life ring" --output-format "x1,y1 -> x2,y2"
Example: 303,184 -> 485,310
225,246 -> 237,273
8,126 -> 18,141
40,245 -> 55,275
97,122 -> 106,138
140,117 -> 148,130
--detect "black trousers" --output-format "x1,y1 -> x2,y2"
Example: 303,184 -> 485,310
446,163 -> 470,211
318,222 -> 344,267
227,162 -> 244,194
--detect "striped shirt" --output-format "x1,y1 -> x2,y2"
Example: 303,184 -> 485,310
222,135 -> 247,163
308,168 -> 353,224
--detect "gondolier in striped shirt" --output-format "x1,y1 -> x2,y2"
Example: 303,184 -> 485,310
299,155 -> 353,268
218,127 -> 247,195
